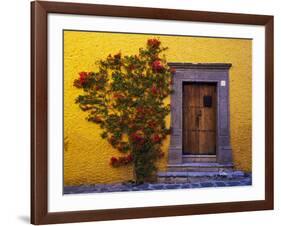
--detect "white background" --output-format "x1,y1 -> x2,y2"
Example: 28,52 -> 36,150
0,0 -> 280,225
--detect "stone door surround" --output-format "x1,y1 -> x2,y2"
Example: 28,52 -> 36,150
168,63 -> 233,165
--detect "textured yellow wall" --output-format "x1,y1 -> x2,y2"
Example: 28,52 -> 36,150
64,31 -> 252,186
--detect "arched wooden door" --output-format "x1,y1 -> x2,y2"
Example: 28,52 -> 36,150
183,82 -> 217,155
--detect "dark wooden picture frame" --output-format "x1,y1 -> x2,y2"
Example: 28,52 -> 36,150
31,1 -> 274,224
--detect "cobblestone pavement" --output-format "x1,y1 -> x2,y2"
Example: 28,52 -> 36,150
64,173 -> 252,194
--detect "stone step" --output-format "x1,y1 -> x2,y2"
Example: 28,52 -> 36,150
158,171 -> 231,177
182,155 -> 217,163
157,170 -> 245,184
167,162 -> 233,172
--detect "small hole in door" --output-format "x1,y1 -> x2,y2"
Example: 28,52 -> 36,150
203,95 -> 212,107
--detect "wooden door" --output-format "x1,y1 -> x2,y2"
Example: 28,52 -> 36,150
183,83 -> 217,155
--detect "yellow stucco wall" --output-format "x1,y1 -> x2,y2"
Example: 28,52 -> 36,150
64,31 -> 252,186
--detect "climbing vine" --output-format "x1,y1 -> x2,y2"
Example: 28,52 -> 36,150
74,38 -> 175,183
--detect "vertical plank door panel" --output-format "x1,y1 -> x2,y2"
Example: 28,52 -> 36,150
199,84 -> 216,154
183,84 -> 199,154
183,83 -> 216,155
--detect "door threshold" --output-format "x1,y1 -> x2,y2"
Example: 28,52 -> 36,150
183,155 -> 216,158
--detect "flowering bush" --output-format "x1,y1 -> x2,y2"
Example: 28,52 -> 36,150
74,38 -> 175,183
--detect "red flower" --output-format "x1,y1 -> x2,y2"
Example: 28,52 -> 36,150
152,60 -> 164,72
152,134 -> 161,143
147,38 -> 161,48
127,153 -> 133,162
151,85 -> 158,95
79,71 -> 88,85
110,157 -> 118,165
74,72 -> 89,87
110,154 -> 133,167
130,130 -> 145,144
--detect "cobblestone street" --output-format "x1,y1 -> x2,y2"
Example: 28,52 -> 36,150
64,172 -> 252,194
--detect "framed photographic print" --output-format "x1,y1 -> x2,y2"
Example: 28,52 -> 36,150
31,1 -> 274,225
